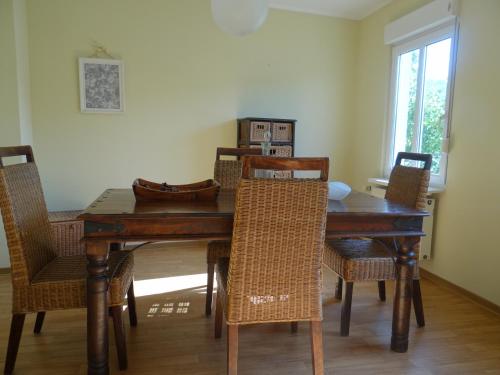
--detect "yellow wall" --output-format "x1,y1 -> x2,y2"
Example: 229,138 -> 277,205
26,0 -> 358,211
0,0 -> 19,268
0,0 -> 21,146
12,0 -> 33,146
0,0 -> 32,267
352,0 -> 500,305
0,0 -> 32,147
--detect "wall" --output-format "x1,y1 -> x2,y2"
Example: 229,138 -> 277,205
0,0 -> 32,149
0,0 -> 21,146
0,0 -> 33,267
351,0 -> 500,305
13,0 -> 33,146
26,0 -> 358,212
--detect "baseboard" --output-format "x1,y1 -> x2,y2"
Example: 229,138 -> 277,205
420,268 -> 500,315
0,267 -> 10,275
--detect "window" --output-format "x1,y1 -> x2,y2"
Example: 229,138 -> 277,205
385,23 -> 457,186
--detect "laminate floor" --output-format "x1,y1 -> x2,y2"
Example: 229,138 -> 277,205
0,242 -> 499,374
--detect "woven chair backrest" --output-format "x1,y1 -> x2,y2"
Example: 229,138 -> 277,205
214,147 -> 261,189
0,146 -> 56,285
226,156 -> 329,324
385,152 -> 432,210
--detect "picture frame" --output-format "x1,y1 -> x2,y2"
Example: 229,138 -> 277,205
79,57 -> 125,113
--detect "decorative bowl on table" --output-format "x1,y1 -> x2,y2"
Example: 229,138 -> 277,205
328,181 -> 351,200
133,178 -> 220,202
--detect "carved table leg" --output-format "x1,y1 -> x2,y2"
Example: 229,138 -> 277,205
109,242 -> 122,252
391,236 -> 419,353
87,240 -> 110,375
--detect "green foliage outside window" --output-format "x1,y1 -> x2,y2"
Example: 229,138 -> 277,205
405,52 -> 446,174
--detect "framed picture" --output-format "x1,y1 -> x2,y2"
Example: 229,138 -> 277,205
79,58 -> 124,113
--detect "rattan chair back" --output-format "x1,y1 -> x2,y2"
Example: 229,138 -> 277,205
226,156 -> 329,324
385,152 -> 432,210
0,146 -> 57,285
214,147 -> 261,189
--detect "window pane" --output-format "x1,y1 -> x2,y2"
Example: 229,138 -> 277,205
420,38 -> 451,174
393,49 -> 420,164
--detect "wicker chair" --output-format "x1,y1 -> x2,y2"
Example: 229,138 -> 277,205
0,146 -> 137,374
48,210 -> 85,256
205,147 -> 262,316
214,156 -> 329,375
323,152 -> 431,336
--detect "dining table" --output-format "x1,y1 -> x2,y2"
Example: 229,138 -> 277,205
80,188 -> 428,375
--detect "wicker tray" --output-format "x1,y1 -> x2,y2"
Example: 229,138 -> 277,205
133,178 -> 220,202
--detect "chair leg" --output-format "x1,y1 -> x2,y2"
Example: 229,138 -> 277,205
291,322 -> 298,333
378,281 -> 386,302
33,312 -> 46,334
215,289 -> 223,339
340,282 -> 354,337
334,276 -> 343,300
412,279 -> 426,327
110,306 -> 128,371
227,325 -> 238,375
127,282 -> 138,327
4,314 -> 26,375
206,262 -> 215,316
310,321 -> 324,375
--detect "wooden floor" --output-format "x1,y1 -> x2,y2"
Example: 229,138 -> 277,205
0,242 -> 499,374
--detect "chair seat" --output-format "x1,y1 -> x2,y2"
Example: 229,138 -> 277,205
207,240 -> 231,264
13,251 -> 134,313
47,210 -> 83,222
324,239 -> 419,282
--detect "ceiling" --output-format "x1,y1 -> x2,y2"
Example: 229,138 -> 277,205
269,0 -> 394,20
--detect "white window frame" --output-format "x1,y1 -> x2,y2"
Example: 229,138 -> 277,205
384,21 -> 458,186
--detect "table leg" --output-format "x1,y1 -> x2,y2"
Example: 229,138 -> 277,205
391,236 -> 419,353
87,240 -> 110,375
109,242 -> 122,252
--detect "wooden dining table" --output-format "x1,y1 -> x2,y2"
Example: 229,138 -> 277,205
80,188 -> 428,375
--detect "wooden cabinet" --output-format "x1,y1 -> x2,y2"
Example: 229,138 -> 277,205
237,117 -> 296,178
237,117 -> 296,155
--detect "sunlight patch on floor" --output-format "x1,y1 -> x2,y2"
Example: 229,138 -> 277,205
146,301 -> 191,317
193,286 -> 208,295
133,273 -> 214,297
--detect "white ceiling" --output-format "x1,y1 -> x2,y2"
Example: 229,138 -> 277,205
269,0 -> 394,20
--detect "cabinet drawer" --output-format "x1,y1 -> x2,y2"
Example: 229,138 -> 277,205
249,145 -> 293,178
249,145 -> 293,157
269,145 -> 292,157
272,122 -> 293,142
270,146 -> 292,178
250,121 -> 271,142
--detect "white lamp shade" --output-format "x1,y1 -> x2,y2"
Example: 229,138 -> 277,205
211,0 -> 269,37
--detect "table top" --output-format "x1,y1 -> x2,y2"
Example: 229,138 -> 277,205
80,188 -> 428,219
